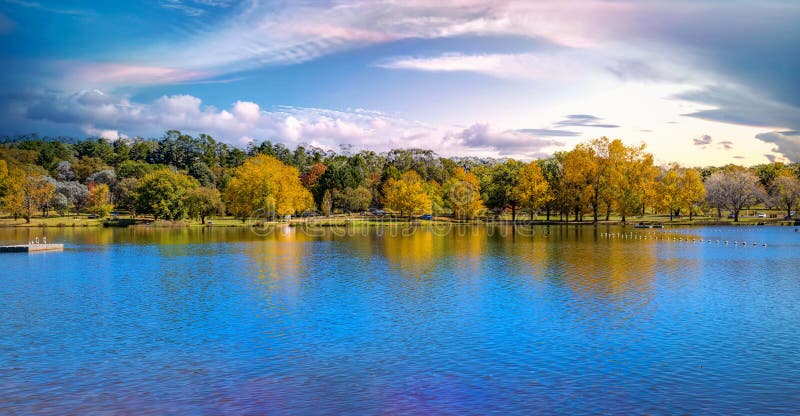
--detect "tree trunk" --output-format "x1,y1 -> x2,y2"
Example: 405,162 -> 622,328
546,207 -> 551,221
734,211 -> 739,222
592,203 -> 598,223
689,207 -> 693,221
511,205 -> 516,222
201,215 -> 206,224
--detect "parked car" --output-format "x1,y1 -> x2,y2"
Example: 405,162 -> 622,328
757,212 -> 767,218
87,214 -> 99,219
420,214 -> 432,220
371,209 -> 386,216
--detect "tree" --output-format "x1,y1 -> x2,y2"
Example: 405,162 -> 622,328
563,137 -> 612,223
769,175 -> 800,218
658,164 -> 704,221
87,183 -> 113,217
137,168 -> 199,220
383,170 -> 432,218
72,156 -> 108,182
704,169 -> 765,222
116,160 -> 157,179
55,160 -> 75,181
224,154 -> 314,221
443,167 -> 485,219
188,162 -> 217,188
51,193 -> 69,216
10,173 -> 56,223
321,189 -> 333,216
335,186 -> 372,212
483,160 -> 522,220
537,155 -> 565,221
184,187 -> 224,224
607,140 -> 658,222
681,168 -> 706,220
87,169 -> 117,188
56,181 -> 89,215
114,178 -> 140,217
513,161 -> 552,221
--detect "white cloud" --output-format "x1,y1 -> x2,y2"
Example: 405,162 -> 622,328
6,89 -> 576,159
232,100 -> 260,123
376,52 -> 588,79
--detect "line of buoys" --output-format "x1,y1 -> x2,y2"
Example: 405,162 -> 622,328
598,231 -> 767,247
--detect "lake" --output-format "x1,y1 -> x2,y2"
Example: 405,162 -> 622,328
1,224 -> 799,414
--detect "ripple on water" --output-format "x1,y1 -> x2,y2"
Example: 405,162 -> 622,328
0,226 -> 799,414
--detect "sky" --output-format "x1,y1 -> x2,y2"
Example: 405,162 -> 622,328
0,0 -> 799,166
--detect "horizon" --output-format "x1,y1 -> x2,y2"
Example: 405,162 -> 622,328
1,1 -> 799,166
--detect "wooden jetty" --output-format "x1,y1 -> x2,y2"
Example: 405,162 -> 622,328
0,244 -> 64,253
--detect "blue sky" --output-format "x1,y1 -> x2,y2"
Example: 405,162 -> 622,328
1,0 -> 799,165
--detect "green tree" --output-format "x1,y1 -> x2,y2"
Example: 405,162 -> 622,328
184,187 -> 224,224
136,169 -> 199,220
484,160 -> 522,220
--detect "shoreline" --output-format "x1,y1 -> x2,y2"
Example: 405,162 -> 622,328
1,216 -> 797,228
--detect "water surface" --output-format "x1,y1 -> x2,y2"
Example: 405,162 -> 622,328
1,225 -> 799,414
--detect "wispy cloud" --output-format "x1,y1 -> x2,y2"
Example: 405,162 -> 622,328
160,0 -> 232,17
718,140 -> 733,150
61,62 -> 212,87
554,114 -> 619,129
376,52 -> 597,80
4,0 -> 88,16
677,85 -> 800,129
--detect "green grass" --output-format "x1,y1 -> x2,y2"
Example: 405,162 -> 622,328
1,210 -> 794,228
0,214 -> 105,227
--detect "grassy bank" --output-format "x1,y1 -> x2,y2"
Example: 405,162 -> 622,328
2,212 -> 797,228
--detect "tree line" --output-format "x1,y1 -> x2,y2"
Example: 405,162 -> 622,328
1,132 -> 799,223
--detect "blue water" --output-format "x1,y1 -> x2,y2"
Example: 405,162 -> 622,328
1,225 -> 799,414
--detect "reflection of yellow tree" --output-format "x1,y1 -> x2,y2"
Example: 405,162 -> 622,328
559,235 -> 657,302
382,230 -> 437,279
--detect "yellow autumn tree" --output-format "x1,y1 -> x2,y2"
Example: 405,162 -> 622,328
681,168 -> 706,220
607,140 -> 658,222
443,167 -> 486,219
383,170 -> 432,218
513,161 -> 552,221
657,164 -> 706,220
563,137 -> 612,223
87,183 -> 114,217
225,154 -> 314,221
